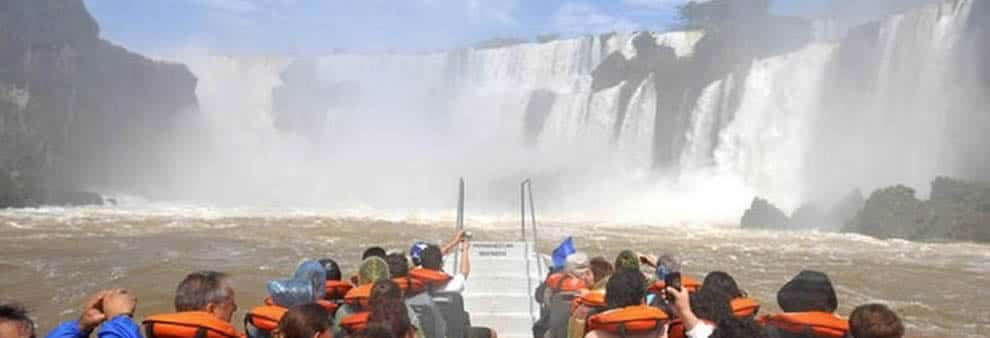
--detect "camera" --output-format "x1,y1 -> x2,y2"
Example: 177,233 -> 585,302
664,272 -> 682,302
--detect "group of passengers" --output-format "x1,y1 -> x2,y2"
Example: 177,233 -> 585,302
0,232 -> 908,338
0,230 -> 486,338
533,247 -> 907,338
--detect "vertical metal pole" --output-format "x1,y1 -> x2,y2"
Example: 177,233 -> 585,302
520,179 -> 535,323
527,182 -> 543,279
520,180 -> 528,241
454,178 -> 465,272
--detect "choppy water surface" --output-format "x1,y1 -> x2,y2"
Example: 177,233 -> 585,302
1,206 -> 988,337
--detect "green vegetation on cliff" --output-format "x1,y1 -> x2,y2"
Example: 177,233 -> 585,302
843,177 -> 990,242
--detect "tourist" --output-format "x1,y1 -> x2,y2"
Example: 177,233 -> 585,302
848,304 -> 904,338
0,303 -> 34,338
588,256 -> 613,290
143,271 -> 241,338
273,304 -> 331,338
46,289 -> 140,338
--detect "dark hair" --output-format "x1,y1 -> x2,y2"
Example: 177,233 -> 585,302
420,245 -> 443,271
355,323 -> 398,338
385,253 -> 409,278
589,256 -> 613,284
276,303 -> 330,338
362,247 -> 388,261
0,303 -> 34,338
614,250 -> 640,272
690,291 -> 767,338
318,258 -> 342,281
605,269 -> 645,309
849,304 -> 904,338
368,280 -> 414,338
777,270 -> 838,313
701,271 -> 745,299
175,271 -> 231,312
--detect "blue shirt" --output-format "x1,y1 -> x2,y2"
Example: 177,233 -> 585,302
46,316 -> 142,338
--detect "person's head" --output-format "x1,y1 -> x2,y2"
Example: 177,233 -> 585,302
655,254 -> 681,281
689,290 -> 769,338
777,270 -> 838,313
318,258 -> 342,281
175,271 -> 237,322
849,304 -> 904,338
701,271 -> 744,299
0,303 -> 34,338
614,250 -> 640,272
274,303 -> 331,338
589,256 -> 613,284
605,268 -> 646,309
359,257 -> 391,286
368,280 -> 414,338
409,242 -> 429,267
419,244 -> 444,271
564,252 -> 594,286
362,247 -> 388,261
690,289 -> 734,323
358,323 -> 398,338
385,253 -> 410,278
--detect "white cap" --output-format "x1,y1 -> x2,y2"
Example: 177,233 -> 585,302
564,252 -> 590,275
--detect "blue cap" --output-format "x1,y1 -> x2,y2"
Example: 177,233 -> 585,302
409,241 -> 429,266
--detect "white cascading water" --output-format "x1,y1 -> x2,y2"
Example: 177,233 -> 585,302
802,0 -> 977,204
708,44 -> 836,211
156,33 -> 714,219
153,0 -> 980,221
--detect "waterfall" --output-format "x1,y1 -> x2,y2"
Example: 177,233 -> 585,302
152,0 -> 986,221
711,45 -> 835,211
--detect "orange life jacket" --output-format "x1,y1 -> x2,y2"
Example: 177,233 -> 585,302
663,298 -> 760,338
409,268 -> 452,289
325,280 -> 353,300
545,273 -> 588,293
648,276 -> 702,294
143,312 -> 241,338
730,297 -> 760,318
344,283 -> 373,308
244,306 -> 287,332
340,312 -> 370,334
393,277 -> 426,296
760,312 -> 849,338
586,305 -> 669,335
570,291 -> 606,314
262,298 -> 338,314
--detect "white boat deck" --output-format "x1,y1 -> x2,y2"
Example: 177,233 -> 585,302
446,240 -> 547,338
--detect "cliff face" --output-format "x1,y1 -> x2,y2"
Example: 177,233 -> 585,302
843,177 -> 990,243
588,9 -> 813,169
0,0 -> 198,206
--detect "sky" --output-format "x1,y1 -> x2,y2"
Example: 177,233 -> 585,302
81,0 -> 834,56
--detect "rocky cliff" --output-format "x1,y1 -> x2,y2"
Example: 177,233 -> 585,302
0,0 -> 198,207
843,177 -> 990,242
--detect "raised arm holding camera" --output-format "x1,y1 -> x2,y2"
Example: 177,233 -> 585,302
46,289 -> 141,338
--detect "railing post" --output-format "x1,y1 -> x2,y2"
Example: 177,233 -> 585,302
520,179 -> 529,241
454,178 -> 465,272
526,181 -> 543,280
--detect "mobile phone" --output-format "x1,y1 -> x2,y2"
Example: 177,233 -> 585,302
665,272 -> 682,301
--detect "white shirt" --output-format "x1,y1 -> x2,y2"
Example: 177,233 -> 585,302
685,322 -> 716,338
443,273 -> 466,293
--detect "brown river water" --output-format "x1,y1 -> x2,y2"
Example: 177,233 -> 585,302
0,206 -> 988,337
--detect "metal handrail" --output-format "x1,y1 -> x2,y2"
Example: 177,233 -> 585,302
520,179 -> 543,324
454,178 -> 465,271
